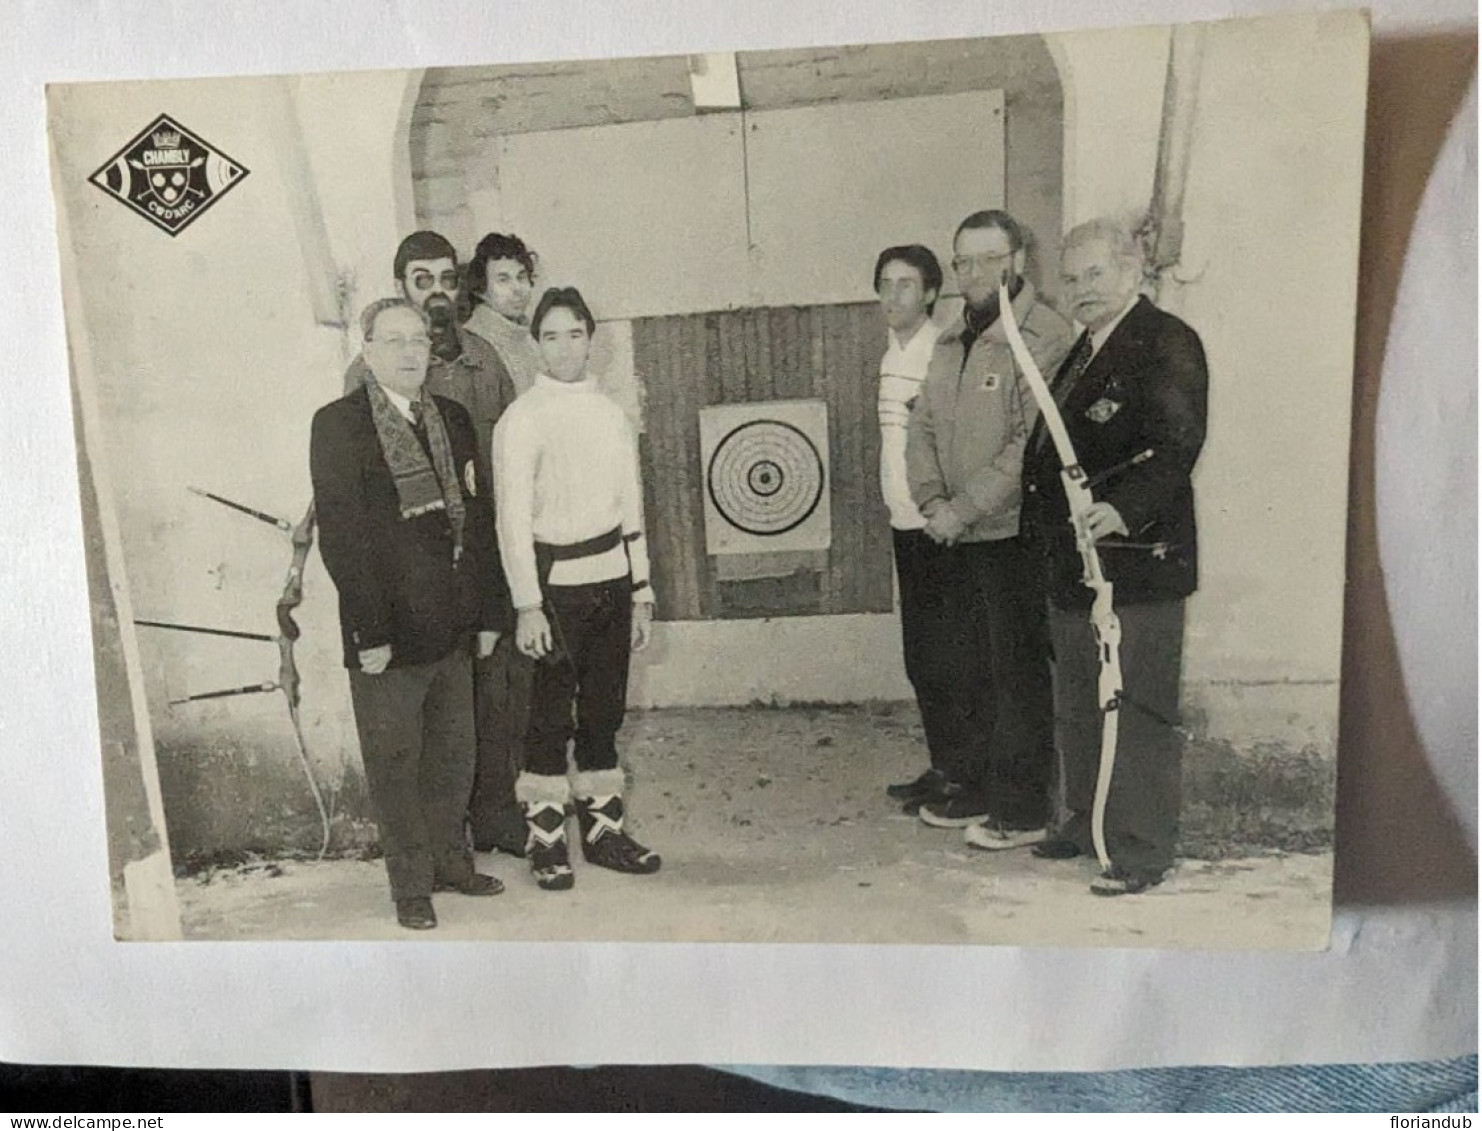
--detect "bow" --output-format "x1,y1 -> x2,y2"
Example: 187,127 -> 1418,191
140,489 -> 330,858
998,283 -> 1122,872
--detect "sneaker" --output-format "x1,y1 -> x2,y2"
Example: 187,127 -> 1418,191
886,768 -> 952,803
918,793 -> 993,828
1089,866 -> 1165,897
964,821 -> 1047,851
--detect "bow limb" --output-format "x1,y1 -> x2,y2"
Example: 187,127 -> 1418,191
275,499 -> 331,860
998,283 -> 1121,873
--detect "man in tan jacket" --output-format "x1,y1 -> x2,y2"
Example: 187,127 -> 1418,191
906,209 -> 1074,849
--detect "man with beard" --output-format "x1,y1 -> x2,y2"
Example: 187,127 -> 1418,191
905,209 -> 1073,849
463,231 -> 543,396
344,231 -> 526,858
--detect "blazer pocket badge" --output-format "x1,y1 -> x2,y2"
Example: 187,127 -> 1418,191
981,371 -> 1001,392
1086,397 -> 1122,424
463,460 -> 477,496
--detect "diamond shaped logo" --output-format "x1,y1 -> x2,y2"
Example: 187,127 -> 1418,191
89,113 -> 248,237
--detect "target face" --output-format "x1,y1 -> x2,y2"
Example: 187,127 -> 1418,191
707,418 -> 825,536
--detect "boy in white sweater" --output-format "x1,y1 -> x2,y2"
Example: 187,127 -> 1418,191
492,287 -> 660,890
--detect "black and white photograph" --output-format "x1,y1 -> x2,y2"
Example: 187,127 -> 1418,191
50,9 -> 1367,948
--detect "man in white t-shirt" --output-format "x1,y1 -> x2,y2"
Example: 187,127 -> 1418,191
873,245 -> 962,814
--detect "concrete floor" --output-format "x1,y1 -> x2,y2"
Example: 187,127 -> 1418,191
173,704 -> 1334,950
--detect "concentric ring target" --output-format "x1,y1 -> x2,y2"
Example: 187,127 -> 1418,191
707,418 -> 825,536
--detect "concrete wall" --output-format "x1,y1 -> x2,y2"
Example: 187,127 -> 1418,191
50,72 -> 416,855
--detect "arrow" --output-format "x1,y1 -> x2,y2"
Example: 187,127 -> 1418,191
135,619 -> 275,643
188,486 -> 292,532
169,682 -> 278,705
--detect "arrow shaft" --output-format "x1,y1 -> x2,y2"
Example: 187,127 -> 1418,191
135,619 -> 275,643
170,682 -> 277,705
188,487 -> 292,532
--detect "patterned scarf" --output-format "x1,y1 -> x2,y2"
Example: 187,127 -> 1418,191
364,375 -> 465,563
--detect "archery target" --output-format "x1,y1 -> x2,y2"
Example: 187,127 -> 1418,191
699,400 -> 830,554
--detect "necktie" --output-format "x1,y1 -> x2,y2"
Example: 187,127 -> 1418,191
408,400 -> 432,459
1054,332 -> 1094,409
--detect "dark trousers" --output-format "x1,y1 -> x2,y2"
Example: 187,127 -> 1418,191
467,635 -> 533,850
348,645 -> 478,902
893,528 -> 974,775
1049,599 -> 1186,874
525,578 -> 632,777
931,537 -> 1056,826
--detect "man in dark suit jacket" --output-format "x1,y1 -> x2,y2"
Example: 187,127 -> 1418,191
342,231 -> 529,861
312,297 -> 512,930
1022,219 -> 1209,896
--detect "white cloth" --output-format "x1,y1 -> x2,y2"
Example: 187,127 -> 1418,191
877,318 -> 937,530
492,374 -> 654,611
379,385 -> 417,423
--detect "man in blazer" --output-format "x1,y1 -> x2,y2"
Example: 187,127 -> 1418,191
312,297 -> 512,930
344,231 -> 529,861
1022,218 -> 1209,896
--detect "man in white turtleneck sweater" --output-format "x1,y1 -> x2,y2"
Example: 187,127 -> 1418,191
491,286 -> 661,892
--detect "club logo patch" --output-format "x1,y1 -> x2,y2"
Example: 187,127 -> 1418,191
981,371 -> 1001,392
89,114 -> 248,237
1086,396 -> 1122,424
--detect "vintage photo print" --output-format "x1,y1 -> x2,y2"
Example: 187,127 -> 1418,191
49,9 -> 1367,947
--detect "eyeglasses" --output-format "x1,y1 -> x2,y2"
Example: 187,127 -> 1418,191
951,251 -> 1015,275
370,334 -> 432,350
409,270 -> 460,292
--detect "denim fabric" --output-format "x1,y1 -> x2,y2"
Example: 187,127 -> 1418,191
718,1056 -> 1477,1113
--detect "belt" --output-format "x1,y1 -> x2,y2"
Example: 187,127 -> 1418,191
534,526 -> 624,588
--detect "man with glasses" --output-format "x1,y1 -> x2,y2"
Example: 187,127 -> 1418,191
344,231 -> 527,859
905,210 -> 1073,850
313,298 -> 509,930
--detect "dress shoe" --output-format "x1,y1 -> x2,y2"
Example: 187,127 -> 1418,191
434,872 -> 504,896
886,768 -> 950,803
1031,838 -> 1084,860
471,834 -> 528,858
1089,866 -> 1165,897
395,896 -> 438,930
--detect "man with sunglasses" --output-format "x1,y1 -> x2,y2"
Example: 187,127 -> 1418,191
904,209 -> 1073,850
344,231 -> 526,858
